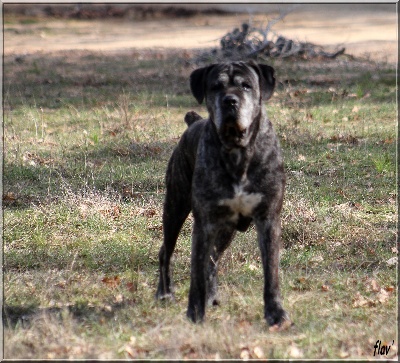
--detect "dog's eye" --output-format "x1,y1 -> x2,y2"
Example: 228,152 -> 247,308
241,83 -> 252,91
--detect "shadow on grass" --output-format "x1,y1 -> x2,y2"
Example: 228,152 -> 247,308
4,49 -> 396,114
3,299 -> 132,329
4,50 -> 195,110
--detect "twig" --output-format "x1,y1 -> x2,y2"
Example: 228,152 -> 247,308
196,5 -> 347,63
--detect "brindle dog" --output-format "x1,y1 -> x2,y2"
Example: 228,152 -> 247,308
156,61 -> 289,327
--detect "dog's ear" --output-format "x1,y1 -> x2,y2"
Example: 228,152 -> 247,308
190,65 -> 214,104
249,62 -> 276,101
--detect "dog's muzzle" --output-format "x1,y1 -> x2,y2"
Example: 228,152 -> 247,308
219,94 -> 247,147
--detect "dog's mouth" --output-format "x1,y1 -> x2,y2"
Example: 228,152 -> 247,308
223,124 -> 246,138
220,122 -> 247,147
213,106 -> 248,147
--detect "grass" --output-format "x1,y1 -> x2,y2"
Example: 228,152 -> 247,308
4,34 -> 397,359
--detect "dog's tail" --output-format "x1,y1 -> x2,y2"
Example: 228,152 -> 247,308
184,111 -> 203,127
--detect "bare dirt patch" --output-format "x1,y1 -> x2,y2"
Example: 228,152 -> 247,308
4,5 -> 397,63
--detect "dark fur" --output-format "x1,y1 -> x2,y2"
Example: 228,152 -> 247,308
156,61 -> 289,327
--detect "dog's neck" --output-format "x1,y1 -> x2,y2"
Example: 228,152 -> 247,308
220,147 -> 249,182
220,110 -> 263,182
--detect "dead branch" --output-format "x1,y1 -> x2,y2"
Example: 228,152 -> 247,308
195,9 -> 347,63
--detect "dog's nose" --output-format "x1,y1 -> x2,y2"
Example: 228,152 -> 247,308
222,94 -> 239,107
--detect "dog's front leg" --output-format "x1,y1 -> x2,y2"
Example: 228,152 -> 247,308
255,218 -> 289,327
187,220 -> 213,323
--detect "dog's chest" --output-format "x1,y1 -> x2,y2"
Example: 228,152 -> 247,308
218,184 -> 262,218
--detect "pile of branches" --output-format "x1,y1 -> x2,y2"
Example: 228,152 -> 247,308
196,19 -> 345,63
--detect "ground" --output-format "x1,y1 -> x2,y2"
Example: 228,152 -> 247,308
3,4 -> 398,360
4,4 -> 397,63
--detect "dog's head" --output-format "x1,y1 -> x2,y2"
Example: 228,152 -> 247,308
190,61 -> 275,149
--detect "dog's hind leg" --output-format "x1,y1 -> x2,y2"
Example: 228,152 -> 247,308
156,195 -> 190,300
156,156 -> 192,300
187,220 -> 209,322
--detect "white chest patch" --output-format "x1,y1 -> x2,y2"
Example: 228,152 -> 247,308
219,185 -> 262,219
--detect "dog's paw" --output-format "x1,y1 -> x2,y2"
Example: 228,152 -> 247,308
186,306 -> 205,323
265,304 -> 291,330
155,286 -> 175,301
268,317 -> 293,332
155,292 -> 174,301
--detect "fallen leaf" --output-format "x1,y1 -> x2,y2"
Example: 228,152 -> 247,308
248,263 -> 258,271
288,344 -> 303,358
140,208 -> 157,217
377,288 -> 390,304
125,345 -> 137,358
310,255 -> 324,264
114,294 -> 124,303
353,292 -> 374,308
321,284 -> 330,292
352,105 -> 360,113
102,275 -> 121,288
238,320 -> 251,330
386,257 -> 398,266
114,147 -> 130,156
55,281 -> 67,289
3,192 -> 16,202
126,282 -> 137,292
99,205 -> 121,219
290,276 -> 310,291
269,319 -> 293,332
366,278 -> 380,292
148,146 -> 162,154
112,205 -> 121,216
148,224 -> 163,231
240,348 -> 250,360
253,346 -> 264,359
180,343 -> 197,359
129,336 -> 137,345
